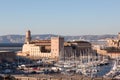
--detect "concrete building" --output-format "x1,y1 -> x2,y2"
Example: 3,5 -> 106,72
95,32 -> 120,58
107,32 -> 120,48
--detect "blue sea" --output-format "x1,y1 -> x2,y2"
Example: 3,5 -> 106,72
97,63 -> 113,77
0,43 -> 23,52
0,43 -> 23,47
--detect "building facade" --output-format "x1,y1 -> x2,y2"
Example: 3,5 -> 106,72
62,41 -> 95,61
17,30 -> 94,61
95,32 -> 120,58
107,32 -> 120,48
17,30 -> 64,61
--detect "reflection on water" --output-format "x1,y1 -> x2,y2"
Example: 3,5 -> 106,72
97,62 -> 113,77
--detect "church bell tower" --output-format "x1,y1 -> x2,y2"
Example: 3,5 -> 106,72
25,30 -> 31,44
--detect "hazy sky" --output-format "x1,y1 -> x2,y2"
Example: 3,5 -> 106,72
0,0 -> 120,35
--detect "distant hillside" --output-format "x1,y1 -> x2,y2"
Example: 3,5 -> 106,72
0,34 -> 117,43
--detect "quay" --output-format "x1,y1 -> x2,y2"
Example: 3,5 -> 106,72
14,74 -> 111,80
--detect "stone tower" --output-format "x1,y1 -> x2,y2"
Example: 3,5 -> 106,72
25,30 -> 31,44
118,32 -> 120,40
51,37 -> 64,60
118,32 -> 120,47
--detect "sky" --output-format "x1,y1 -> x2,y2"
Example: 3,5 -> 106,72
0,0 -> 120,35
